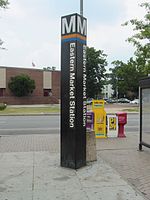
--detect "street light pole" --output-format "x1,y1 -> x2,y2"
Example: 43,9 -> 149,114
80,0 -> 83,16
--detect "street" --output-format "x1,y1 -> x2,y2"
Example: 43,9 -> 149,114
0,113 -> 139,135
0,115 -> 60,135
125,113 -> 139,133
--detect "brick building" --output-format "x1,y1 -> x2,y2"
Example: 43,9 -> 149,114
0,67 -> 60,105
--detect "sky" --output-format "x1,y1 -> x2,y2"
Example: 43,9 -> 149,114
0,0 -> 146,70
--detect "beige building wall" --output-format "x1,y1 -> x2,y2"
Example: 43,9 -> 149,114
0,68 -> 6,88
43,71 -> 52,89
102,84 -> 114,99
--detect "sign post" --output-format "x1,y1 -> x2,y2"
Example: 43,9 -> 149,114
61,13 -> 87,169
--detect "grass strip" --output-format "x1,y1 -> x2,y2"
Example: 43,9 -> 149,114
0,106 -> 60,115
122,108 -> 139,112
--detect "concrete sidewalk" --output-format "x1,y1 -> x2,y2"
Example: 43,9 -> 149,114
0,151 -> 146,200
0,133 -> 148,200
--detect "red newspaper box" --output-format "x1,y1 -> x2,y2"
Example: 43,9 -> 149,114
116,112 -> 127,137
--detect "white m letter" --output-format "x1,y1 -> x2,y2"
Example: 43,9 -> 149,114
77,16 -> 87,35
62,15 -> 76,34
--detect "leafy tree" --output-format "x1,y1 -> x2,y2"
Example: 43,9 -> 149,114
0,0 -> 9,8
8,74 -> 36,97
110,2 -> 150,99
109,62 -> 122,98
110,59 -> 140,99
0,0 -> 9,49
86,47 -> 107,98
123,2 -> 150,75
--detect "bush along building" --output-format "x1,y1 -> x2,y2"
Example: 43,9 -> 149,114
0,66 -> 60,105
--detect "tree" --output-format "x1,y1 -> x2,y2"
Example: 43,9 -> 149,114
109,62 -> 122,98
86,47 -> 107,98
0,0 -> 9,8
0,0 -> 9,50
110,59 -> 140,99
109,2 -> 150,99
123,2 -> 150,75
8,74 -> 36,97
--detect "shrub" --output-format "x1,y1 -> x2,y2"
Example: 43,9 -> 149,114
8,74 -> 36,97
0,103 -> 7,111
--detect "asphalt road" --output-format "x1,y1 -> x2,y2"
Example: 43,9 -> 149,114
0,114 -> 139,135
125,113 -> 139,133
0,116 -> 60,135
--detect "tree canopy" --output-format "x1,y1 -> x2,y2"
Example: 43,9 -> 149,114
8,74 -> 36,97
109,2 -> 150,100
0,0 -> 9,8
123,2 -> 150,75
109,59 -> 141,99
0,0 -> 9,49
86,47 -> 107,98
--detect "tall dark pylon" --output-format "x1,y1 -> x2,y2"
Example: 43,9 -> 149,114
61,13 -> 87,169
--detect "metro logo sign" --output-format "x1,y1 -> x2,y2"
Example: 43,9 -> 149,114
61,14 -> 87,36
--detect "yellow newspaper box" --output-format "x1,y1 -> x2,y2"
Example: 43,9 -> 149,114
92,100 -> 107,138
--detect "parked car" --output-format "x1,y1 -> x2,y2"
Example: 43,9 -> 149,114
106,98 -> 117,103
118,98 -> 130,103
102,98 -> 107,104
130,99 -> 139,104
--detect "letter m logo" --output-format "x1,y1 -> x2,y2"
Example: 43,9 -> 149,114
77,16 -> 87,36
61,14 -> 87,36
62,15 -> 76,35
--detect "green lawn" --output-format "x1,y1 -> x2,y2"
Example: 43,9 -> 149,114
0,104 -> 139,115
0,106 -> 60,115
122,108 -> 139,112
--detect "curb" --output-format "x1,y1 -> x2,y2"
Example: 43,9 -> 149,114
0,113 -> 60,116
0,112 -> 139,116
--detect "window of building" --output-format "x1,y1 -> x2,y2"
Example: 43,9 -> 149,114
0,88 -> 4,96
43,89 -> 52,96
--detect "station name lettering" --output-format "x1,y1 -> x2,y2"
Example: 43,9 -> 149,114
83,44 -> 87,127
69,43 -> 76,128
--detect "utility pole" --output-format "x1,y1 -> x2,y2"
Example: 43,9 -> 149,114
80,0 -> 83,16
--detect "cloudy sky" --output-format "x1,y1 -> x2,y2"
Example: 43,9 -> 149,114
0,0 -> 146,70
